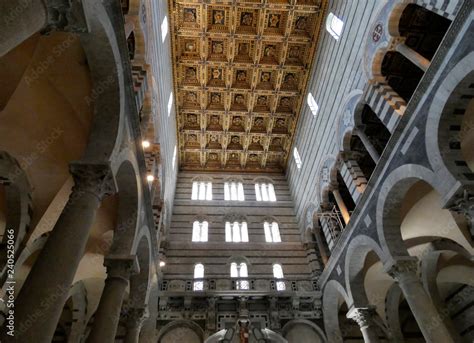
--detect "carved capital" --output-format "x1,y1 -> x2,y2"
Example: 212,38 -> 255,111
346,307 -> 376,329
385,258 -> 418,283
43,0 -> 88,33
69,161 -> 117,201
448,190 -> 474,234
126,307 -> 149,329
104,255 -> 139,282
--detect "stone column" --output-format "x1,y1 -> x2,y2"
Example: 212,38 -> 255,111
124,307 -> 148,343
87,256 -> 139,343
346,307 -> 380,343
0,0 -> 87,57
395,42 -> 430,72
354,128 -> 380,163
313,228 -> 329,265
385,259 -> 455,343
1,162 -> 115,343
332,189 -> 350,225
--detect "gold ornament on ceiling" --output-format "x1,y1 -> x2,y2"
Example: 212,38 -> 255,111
170,0 -> 327,172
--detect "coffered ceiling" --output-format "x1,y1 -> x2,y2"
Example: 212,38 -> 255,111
169,0 -> 327,172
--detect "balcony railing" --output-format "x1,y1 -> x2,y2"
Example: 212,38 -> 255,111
159,277 -> 319,294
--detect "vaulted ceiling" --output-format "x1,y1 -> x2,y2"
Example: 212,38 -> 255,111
169,0 -> 327,172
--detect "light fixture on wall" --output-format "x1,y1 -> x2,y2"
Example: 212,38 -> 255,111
159,261 -> 166,267
147,174 -> 155,182
142,140 -> 151,148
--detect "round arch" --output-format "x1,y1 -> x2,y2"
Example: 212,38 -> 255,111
344,235 -> 386,307
129,228 -> 152,307
80,0 -> 127,161
156,320 -> 204,343
322,279 -> 351,343
426,52 -> 474,188
0,151 -> 33,281
376,164 -> 448,258
108,159 -> 140,256
281,319 -> 327,342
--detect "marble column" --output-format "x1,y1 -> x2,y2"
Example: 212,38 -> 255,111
347,307 -> 380,343
124,307 -> 148,343
395,42 -> 430,72
0,0 -> 87,57
87,256 -> 139,343
385,259 -> 455,343
332,189 -> 350,225
2,162 -> 115,343
354,128 -> 380,163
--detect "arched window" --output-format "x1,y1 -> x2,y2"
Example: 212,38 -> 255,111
192,221 -> 208,242
273,264 -> 285,291
307,93 -> 319,116
161,16 -> 169,42
326,13 -> 344,40
225,221 -> 248,242
193,263 -> 204,291
293,147 -> 302,169
191,181 -> 212,200
167,91 -> 173,117
231,262 -> 249,290
255,183 -> 277,202
172,145 -> 177,170
224,181 -> 245,201
264,221 -> 281,243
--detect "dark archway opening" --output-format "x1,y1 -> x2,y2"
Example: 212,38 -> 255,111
349,135 -> 376,180
399,4 -> 451,61
360,104 -> 391,155
381,51 -> 424,102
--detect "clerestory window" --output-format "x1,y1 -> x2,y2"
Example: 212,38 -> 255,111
255,183 -> 277,202
326,13 -> 344,40
225,221 -> 249,243
264,221 -> 281,243
193,263 -> 204,291
224,181 -> 245,201
231,262 -> 249,290
273,264 -> 286,291
191,181 -> 212,200
192,221 -> 208,242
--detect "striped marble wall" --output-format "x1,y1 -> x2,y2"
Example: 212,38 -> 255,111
162,172 -> 317,280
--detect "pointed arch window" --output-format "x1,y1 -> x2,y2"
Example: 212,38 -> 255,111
224,181 -> 245,201
255,183 -> 277,202
273,264 -> 286,291
225,222 -> 248,243
193,263 -> 204,291
326,13 -> 344,40
231,262 -> 249,290
191,181 -> 212,200
264,221 -> 281,243
192,221 -> 208,242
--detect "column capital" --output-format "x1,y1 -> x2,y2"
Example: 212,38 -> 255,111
346,306 -> 377,329
42,0 -> 89,33
384,257 -> 418,283
126,307 -> 149,328
69,161 -> 117,201
448,190 -> 474,233
104,255 -> 139,282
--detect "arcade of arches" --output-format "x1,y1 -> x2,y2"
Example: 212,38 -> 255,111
0,0 -> 473,342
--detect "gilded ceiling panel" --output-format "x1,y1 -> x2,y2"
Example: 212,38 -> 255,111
169,0 -> 327,172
